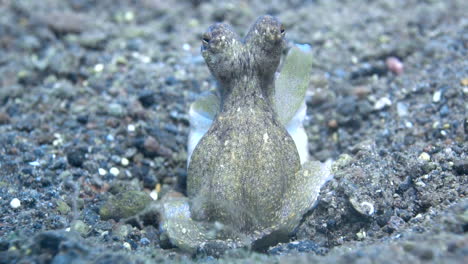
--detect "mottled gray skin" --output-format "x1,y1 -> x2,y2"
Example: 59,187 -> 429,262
188,16 -> 301,233
159,16 -> 329,254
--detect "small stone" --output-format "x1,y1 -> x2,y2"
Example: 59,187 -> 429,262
150,190 -> 158,200
140,237 -> 150,246
41,11 -> 90,33
121,158 -> 129,167
418,152 -> 430,161
138,90 -> 156,108
76,115 -> 88,124
142,136 -> 173,158
78,30 -> 108,49
352,86 -> 372,98
124,11 -> 134,22
114,224 -> 131,240
109,167 -> 120,177
356,230 -> 366,240
415,180 -> 426,187
10,198 -> 21,209
327,119 -> 338,129
94,63 -> 104,73
0,112 -> 11,124
432,90 -> 442,103
332,153 -> 353,172
453,160 -> 468,175
67,147 -> 87,167
98,168 -> 107,176
374,97 -> 392,110
70,220 -> 91,236
439,105 -> 450,117
53,133 -> 64,146
268,240 -> 326,255
127,124 -> 136,132
386,57 -> 404,75
99,191 -> 152,220
108,103 -> 126,117
396,102 -> 408,117
182,43 -> 191,51
387,215 -> 405,232
56,200 -> 71,215
460,78 -> 468,86
123,242 -> 132,250
349,198 -> 375,216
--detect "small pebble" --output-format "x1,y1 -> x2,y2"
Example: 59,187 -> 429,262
124,11 -> 134,22
150,190 -> 158,200
108,103 -> 126,117
138,91 -> 156,107
328,119 -> 338,129
94,63 -> 104,73
356,230 -> 366,240
140,237 -> 150,246
418,152 -> 430,161
53,133 -> 63,146
415,180 -> 426,187
123,242 -> 132,250
387,216 -> 406,231
110,167 -> 120,176
460,78 -> 468,86
99,191 -> 151,220
127,124 -> 136,132
374,97 -> 392,110
10,198 -> 21,209
70,220 -> 91,236
432,90 -> 442,103
67,147 -> 86,167
29,161 -> 40,167
182,43 -> 191,51
0,112 -> 11,124
386,57 -> 404,75
352,86 -> 372,98
439,105 -> 450,117
121,157 -> 129,166
396,102 -> 408,117
453,160 -> 468,175
98,168 -> 107,176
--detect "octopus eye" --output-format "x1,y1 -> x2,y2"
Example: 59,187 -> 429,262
280,24 -> 285,35
202,32 -> 211,45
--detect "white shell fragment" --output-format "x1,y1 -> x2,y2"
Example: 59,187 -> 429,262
10,198 -> 21,209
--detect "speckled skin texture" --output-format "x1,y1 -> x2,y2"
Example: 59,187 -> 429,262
188,16 -> 301,232
157,16 -> 331,254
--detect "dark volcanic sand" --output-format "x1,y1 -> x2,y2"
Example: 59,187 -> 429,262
0,0 -> 467,263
